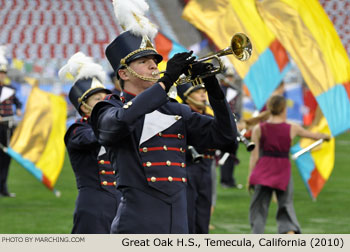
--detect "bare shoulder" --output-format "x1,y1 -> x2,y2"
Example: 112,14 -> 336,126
252,123 -> 260,132
289,122 -> 300,137
251,123 -> 261,137
289,121 -> 301,130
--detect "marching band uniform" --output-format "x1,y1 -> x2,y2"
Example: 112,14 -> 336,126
186,149 -> 215,234
65,115 -> 120,234
91,30 -> 238,234
186,148 -> 215,234
219,71 -> 242,188
0,63 -> 22,197
61,53 -> 121,233
177,83 -> 215,234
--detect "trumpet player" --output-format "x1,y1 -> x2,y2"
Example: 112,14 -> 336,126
90,9 -> 238,233
177,82 -> 215,234
92,37 -> 238,233
218,68 -> 242,189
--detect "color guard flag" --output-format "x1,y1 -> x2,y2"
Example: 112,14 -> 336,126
183,0 -> 291,110
257,0 -> 350,136
8,84 -> 66,192
291,108 -> 335,200
284,82 -> 304,125
154,32 -> 188,72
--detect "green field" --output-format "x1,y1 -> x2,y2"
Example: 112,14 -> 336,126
1,132 -> 349,234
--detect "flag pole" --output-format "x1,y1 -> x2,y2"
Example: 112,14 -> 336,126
292,139 -> 324,160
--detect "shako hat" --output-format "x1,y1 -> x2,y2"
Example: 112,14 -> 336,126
176,83 -> 206,104
59,52 -> 111,114
105,0 -> 162,78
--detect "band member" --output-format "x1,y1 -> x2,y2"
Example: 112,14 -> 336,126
218,68 -> 242,188
0,47 -> 22,198
177,83 -> 215,234
59,52 -> 121,233
90,0 -> 237,234
248,95 -> 330,234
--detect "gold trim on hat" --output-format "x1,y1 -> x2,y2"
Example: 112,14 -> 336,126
120,47 -> 158,67
183,84 -> 205,98
77,77 -> 106,103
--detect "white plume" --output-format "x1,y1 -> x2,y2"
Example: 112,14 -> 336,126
113,0 -> 158,40
0,45 -> 8,65
59,52 -> 106,83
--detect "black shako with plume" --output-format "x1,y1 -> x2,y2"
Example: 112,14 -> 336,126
105,0 -> 163,81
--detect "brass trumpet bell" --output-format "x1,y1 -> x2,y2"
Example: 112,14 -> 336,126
197,33 -> 252,63
230,33 -> 252,61
175,33 -> 252,85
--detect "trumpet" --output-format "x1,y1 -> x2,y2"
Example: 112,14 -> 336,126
157,33 -> 252,86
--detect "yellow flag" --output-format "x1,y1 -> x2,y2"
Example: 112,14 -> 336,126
257,0 -> 350,136
291,108 -> 335,199
183,0 -> 291,110
10,86 -> 67,189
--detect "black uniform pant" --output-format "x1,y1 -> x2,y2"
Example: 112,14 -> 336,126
220,152 -> 239,187
0,122 -> 12,194
187,166 -> 212,234
111,187 -> 188,234
72,187 -> 121,234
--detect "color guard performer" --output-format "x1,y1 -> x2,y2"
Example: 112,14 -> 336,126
248,95 -> 330,234
59,52 -> 121,233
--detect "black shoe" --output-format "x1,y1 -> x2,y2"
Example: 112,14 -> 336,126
0,192 -> 16,198
221,183 -> 235,188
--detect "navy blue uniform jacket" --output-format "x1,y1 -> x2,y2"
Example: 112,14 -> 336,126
64,117 -> 120,234
91,83 -> 237,233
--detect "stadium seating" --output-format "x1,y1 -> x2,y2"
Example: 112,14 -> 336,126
0,0 -> 348,62
0,0 -> 122,60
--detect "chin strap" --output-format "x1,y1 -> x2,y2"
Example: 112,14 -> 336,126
124,64 -> 159,83
81,101 -> 93,114
186,96 -> 206,111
